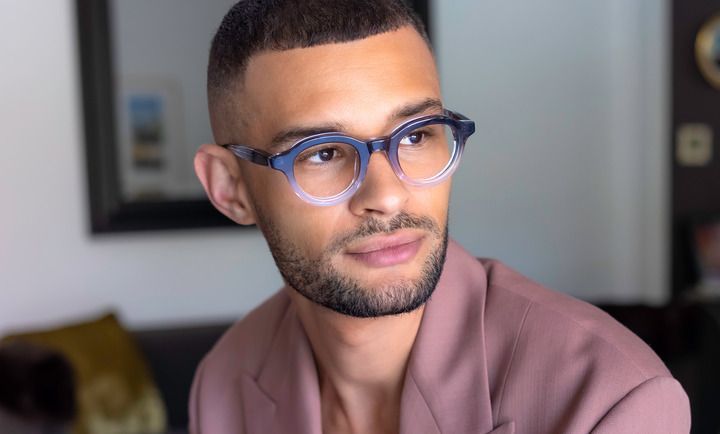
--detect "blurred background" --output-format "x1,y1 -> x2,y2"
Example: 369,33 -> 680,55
1,0 -> 719,432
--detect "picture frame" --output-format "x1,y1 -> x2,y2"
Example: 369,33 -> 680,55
76,0 -> 431,233
116,77 -> 201,202
695,13 -> 720,90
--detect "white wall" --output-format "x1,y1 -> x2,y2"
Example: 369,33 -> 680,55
0,0 -> 668,334
439,0 -> 668,303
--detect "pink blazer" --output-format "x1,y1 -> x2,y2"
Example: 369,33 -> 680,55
190,240 -> 690,433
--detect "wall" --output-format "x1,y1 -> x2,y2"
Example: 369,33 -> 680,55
439,0 -> 668,304
0,0 -> 668,334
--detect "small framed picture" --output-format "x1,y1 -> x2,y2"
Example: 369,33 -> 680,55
117,77 -> 185,201
128,93 -> 165,169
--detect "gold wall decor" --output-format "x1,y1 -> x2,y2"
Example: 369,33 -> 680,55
696,13 -> 720,90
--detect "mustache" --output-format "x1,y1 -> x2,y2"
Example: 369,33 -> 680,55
327,212 -> 441,255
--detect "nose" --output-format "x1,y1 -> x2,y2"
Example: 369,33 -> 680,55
347,149 -> 409,217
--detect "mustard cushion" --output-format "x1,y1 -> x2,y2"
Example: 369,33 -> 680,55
2,313 -> 167,434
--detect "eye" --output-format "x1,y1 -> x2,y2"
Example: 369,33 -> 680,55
312,148 -> 336,163
399,130 -> 428,146
298,146 -> 343,164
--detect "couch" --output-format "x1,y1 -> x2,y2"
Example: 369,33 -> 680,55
0,319 -> 231,434
132,321 -> 231,433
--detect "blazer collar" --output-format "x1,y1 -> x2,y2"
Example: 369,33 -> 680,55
241,240 -> 511,434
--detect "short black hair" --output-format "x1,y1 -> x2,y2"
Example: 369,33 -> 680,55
207,0 -> 429,105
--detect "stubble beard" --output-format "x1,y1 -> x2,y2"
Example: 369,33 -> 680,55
257,211 -> 449,318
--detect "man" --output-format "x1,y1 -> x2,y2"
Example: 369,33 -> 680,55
190,1 -> 690,433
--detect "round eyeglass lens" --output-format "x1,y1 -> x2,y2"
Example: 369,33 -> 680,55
293,141 -> 360,198
397,121 -> 457,182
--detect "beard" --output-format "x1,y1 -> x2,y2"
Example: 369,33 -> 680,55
257,211 -> 448,318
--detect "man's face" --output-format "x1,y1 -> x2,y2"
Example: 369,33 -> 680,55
225,26 -> 450,317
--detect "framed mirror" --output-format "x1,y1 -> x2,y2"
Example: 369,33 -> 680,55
76,0 -> 431,233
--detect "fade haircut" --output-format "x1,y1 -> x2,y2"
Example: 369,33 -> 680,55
207,0 -> 429,110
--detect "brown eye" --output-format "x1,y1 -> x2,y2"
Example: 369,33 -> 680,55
297,146 -> 343,165
400,130 -> 427,146
317,148 -> 335,162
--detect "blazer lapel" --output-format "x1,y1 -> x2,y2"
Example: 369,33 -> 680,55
238,374 -> 276,434
400,240 -> 510,434
486,421 -> 515,434
399,372 -> 441,434
242,298 -> 323,434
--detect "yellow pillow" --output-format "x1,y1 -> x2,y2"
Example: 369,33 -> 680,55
2,313 -> 167,434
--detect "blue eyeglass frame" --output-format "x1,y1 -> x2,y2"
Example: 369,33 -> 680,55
221,109 -> 475,206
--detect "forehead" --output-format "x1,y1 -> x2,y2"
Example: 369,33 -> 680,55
238,26 -> 440,146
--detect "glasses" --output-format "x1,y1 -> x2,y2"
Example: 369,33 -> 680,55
222,109 -> 475,206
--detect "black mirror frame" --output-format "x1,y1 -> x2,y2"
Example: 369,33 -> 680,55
76,0 -> 431,233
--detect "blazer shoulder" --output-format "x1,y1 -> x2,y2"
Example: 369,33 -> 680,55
590,376 -> 690,433
481,258 -> 670,379
480,259 -> 686,431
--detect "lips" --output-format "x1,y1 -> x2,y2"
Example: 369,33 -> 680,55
345,231 -> 425,267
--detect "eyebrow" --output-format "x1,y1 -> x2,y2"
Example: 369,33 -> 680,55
266,97 -> 444,153
268,123 -> 345,153
389,97 -> 444,122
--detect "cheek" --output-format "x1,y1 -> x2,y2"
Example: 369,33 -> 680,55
411,181 -> 451,224
249,171 -> 346,253
282,205 -> 347,253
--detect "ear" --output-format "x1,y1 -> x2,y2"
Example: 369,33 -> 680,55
194,144 -> 257,225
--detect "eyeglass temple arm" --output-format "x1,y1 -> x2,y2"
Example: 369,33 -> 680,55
222,144 -> 272,166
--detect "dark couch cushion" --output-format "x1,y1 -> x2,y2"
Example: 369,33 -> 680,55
132,322 -> 230,430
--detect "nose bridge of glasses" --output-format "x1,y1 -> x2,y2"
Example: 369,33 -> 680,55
366,138 -> 389,154
362,137 -> 403,185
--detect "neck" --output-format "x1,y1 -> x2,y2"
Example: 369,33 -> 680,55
288,289 -> 424,434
